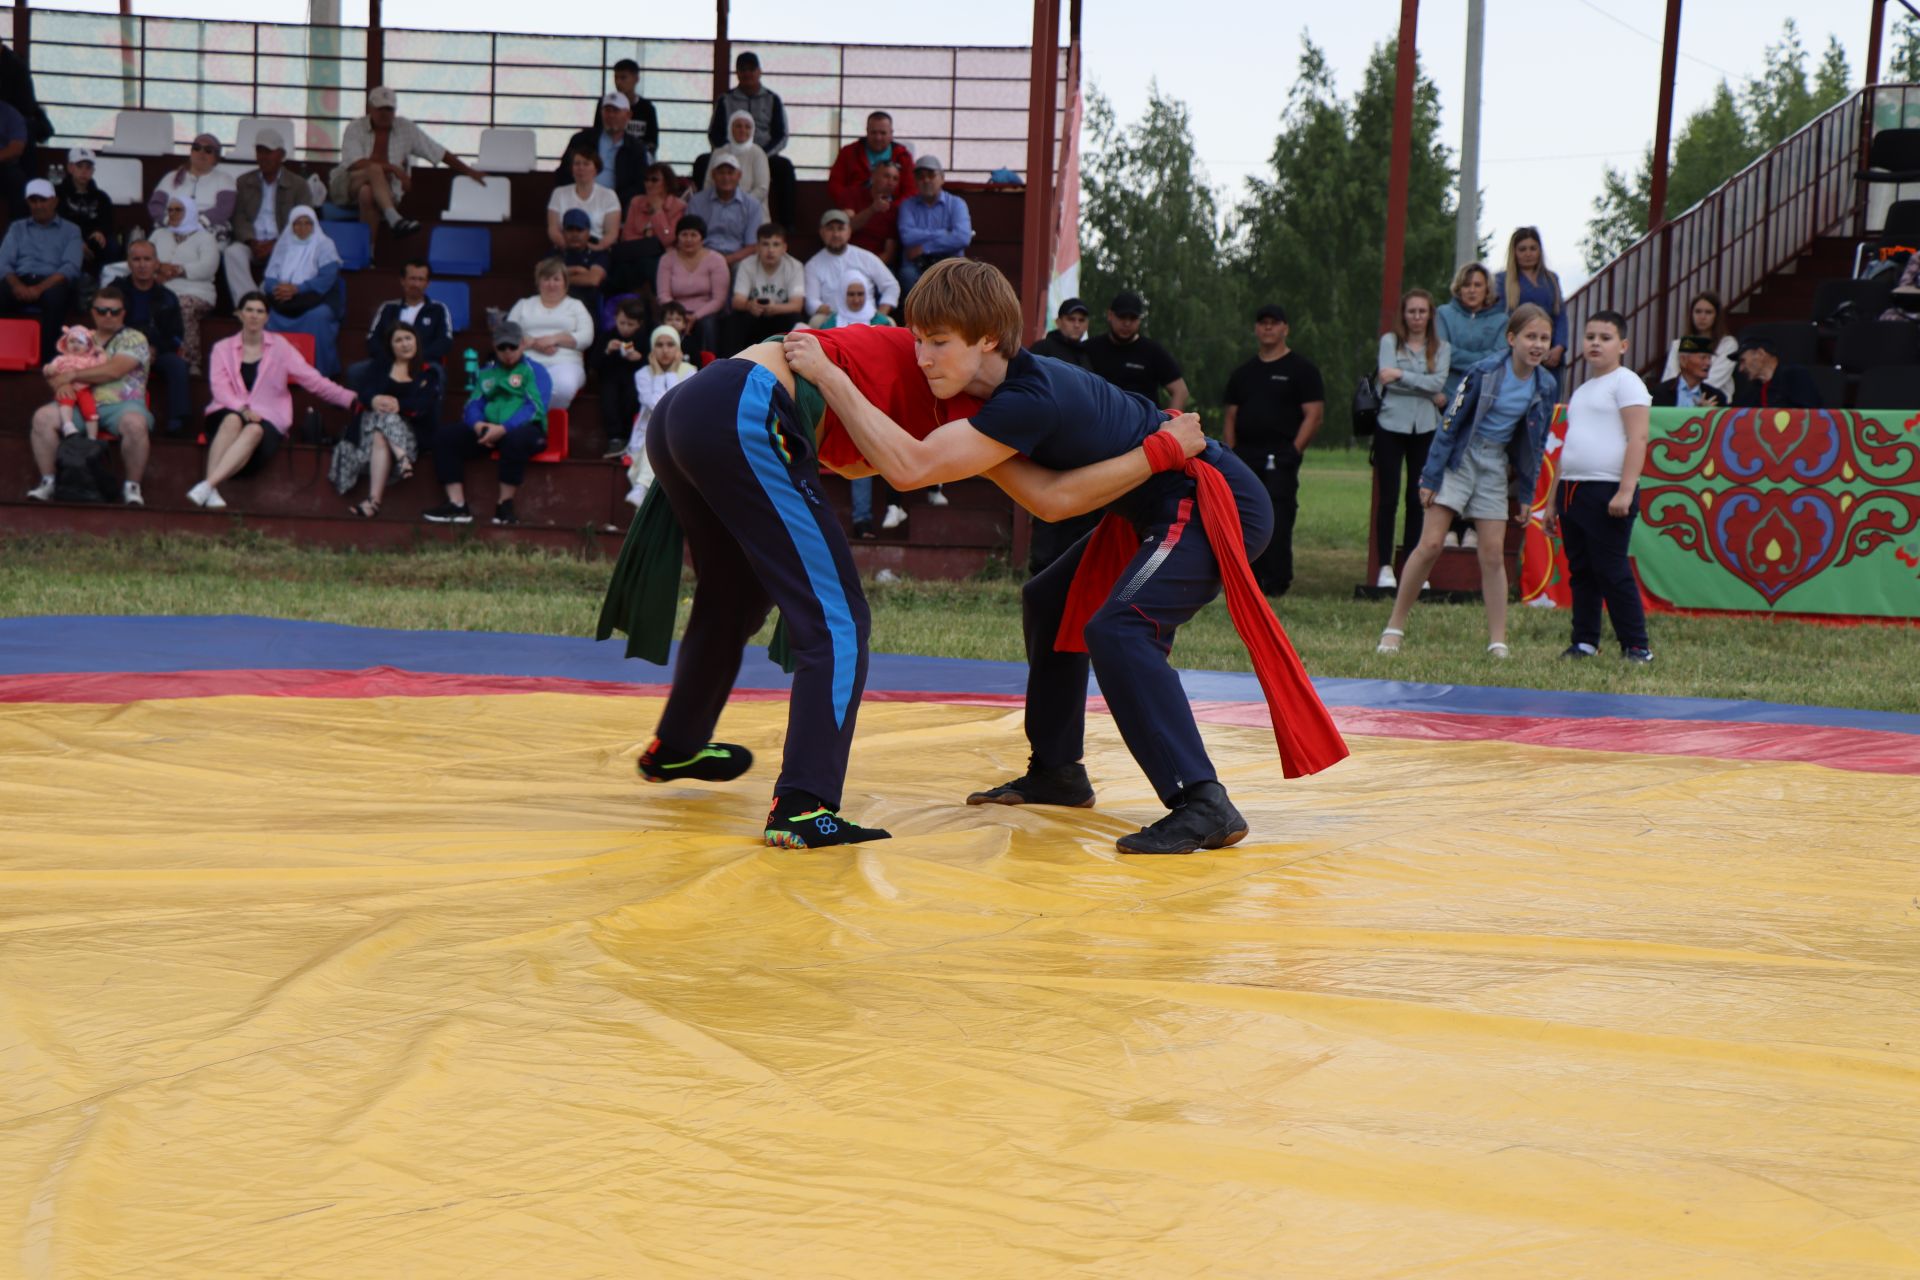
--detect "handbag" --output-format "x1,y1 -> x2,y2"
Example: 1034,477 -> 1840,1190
1351,370 -> 1382,439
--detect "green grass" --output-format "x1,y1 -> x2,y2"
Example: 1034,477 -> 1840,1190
2,445 -> 1913,715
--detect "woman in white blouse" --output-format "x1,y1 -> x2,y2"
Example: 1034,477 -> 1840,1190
546,149 -> 621,252
151,193 -> 220,373
506,257 -> 596,409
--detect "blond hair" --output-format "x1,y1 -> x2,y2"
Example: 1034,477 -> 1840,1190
901,258 -> 1023,357
1449,261 -> 1490,303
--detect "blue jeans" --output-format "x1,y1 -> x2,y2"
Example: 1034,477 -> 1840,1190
850,476 -> 873,524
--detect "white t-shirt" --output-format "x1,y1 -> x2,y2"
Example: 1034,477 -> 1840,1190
547,184 -> 622,237
733,254 -> 805,307
1561,365 -> 1652,482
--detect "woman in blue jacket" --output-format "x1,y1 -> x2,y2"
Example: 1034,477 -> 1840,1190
1434,261 -> 1506,404
1377,304 -> 1558,659
1493,227 -> 1566,376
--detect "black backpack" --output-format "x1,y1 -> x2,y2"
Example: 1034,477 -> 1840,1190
53,433 -> 116,503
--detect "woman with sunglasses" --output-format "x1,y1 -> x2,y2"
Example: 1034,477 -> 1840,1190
613,162 -> 685,298
146,133 -> 236,238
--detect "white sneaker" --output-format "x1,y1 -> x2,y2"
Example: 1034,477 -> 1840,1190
203,487 -> 227,510
1374,566 -> 1396,588
1443,531 -> 1460,547
874,568 -> 900,584
122,481 -> 144,506
26,475 -> 54,501
925,485 -> 949,507
624,484 -> 648,508
186,480 -> 211,507
881,504 -> 909,530
1462,528 -> 1479,549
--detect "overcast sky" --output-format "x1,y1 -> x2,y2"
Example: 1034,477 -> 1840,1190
82,0 -> 1898,286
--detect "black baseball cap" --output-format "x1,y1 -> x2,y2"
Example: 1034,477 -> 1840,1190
1255,303 -> 1288,323
1735,332 -> 1777,355
1677,334 -> 1716,354
735,51 -> 760,70
1109,290 -> 1145,317
1057,297 -> 1089,317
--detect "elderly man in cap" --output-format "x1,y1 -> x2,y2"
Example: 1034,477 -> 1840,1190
1653,334 -> 1733,408
804,208 -> 899,326
1087,290 -> 1188,411
558,92 -> 648,211
588,57 -> 660,162
225,127 -> 309,300
0,178 -> 80,360
334,86 -> 487,238
704,50 -> 794,219
425,319 -> 551,528
685,152 -> 763,267
896,153 -> 972,293
1731,333 -> 1824,409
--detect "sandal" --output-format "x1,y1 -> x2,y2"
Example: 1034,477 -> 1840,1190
1487,642 -> 1511,660
397,459 -> 414,482
1376,628 -> 1404,655
351,497 -> 381,518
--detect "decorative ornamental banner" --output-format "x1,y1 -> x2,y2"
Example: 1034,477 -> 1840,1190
1522,407 -> 1920,621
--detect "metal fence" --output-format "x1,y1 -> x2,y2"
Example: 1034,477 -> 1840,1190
10,8 -> 1066,181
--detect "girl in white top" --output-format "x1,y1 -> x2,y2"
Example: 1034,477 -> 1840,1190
546,149 -> 622,251
506,257 -> 596,409
714,110 -> 771,206
625,324 -> 698,505
1657,290 -> 1737,392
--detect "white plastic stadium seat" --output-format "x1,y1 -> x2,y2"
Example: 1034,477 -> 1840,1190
235,117 -> 298,156
104,110 -> 176,156
444,175 -> 510,223
476,128 -> 538,174
89,155 -> 147,205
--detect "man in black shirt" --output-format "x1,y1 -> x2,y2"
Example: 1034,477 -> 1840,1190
1223,303 -> 1325,595
1025,297 -> 1097,570
1731,334 -> 1825,408
1085,290 -> 1188,408
1030,296 -> 1091,367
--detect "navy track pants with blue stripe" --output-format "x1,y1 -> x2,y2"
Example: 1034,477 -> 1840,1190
646,358 -> 871,809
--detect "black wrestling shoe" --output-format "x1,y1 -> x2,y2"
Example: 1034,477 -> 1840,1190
637,738 -> 754,783
763,791 -> 891,849
1115,781 -> 1249,855
965,761 -> 1095,808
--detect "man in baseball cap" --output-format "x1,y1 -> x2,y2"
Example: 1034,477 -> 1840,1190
0,177 -> 82,362
804,204 -> 900,326
705,48 -> 794,222
687,149 -> 763,263
898,151 -> 971,293
1732,330 -> 1824,409
1087,290 -> 1189,411
557,91 -> 646,210
332,84 -> 487,239
55,145 -> 118,272
424,319 -> 552,527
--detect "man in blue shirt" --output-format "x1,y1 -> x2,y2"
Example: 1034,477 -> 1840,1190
896,155 -> 972,293
554,95 -> 647,211
0,178 -> 82,361
685,153 -> 763,268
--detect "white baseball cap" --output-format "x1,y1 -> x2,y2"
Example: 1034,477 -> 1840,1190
25,178 -> 56,200
66,146 -> 97,166
367,85 -> 397,109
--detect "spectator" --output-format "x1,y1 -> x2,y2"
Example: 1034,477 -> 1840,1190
333,86 -> 487,238
1658,290 -> 1737,391
655,215 -> 729,359
685,153 -> 763,266
0,38 -> 48,159
547,149 -> 622,252
349,259 -> 453,387
425,319 -> 551,526
727,221 -> 805,348
1731,334 -> 1824,408
25,286 -> 151,505
816,271 -> 888,329
1221,302 -> 1327,596
827,111 -> 912,215
848,158 -> 901,263
44,325 -> 105,436
507,257 -> 595,410
193,291 -> 356,509
558,208 -> 611,315
624,323 -> 696,506
117,239 -> 191,437
0,178 -> 81,362
1434,261 -> 1505,404
0,93 -> 25,218
1086,290 -> 1188,409
333,320 -> 440,517
591,58 -> 660,162
1031,296 -> 1091,367
1653,334 -> 1733,408
713,110 -> 771,206
55,147 -> 117,275
896,154 -> 972,293
660,299 -> 692,345
557,94 -> 647,213
261,207 -> 346,376
613,162 -> 684,296
1494,226 -> 1567,373
704,51 -> 793,220
597,295 -> 651,458
147,133 -> 236,238
1368,290 -> 1450,590
148,197 -> 217,376
224,129 -> 307,300
816,271 -> 906,538
805,209 -> 900,325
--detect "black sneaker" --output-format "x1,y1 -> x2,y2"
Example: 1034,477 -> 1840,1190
965,761 -> 1095,808
491,499 -> 518,526
637,738 -> 754,783
392,217 -> 422,237
423,502 -> 472,524
1115,781 -> 1249,855
763,791 -> 891,849
1623,647 -> 1654,664
1560,644 -> 1597,659
853,520 -> 876,540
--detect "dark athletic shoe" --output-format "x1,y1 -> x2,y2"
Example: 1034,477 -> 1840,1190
491,499 -> 518,526
423,502 -> 472,524
1560,643 -> 1597,660
1622,647 -> 1654,664
1116,781 -> 1249,855
392,217 -> 422,237
637,738 -> 754,783
763,792 -> 891,849
965,761 -> 1095,808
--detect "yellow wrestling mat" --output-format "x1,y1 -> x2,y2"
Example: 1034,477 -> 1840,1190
4,691 -> 1920,1277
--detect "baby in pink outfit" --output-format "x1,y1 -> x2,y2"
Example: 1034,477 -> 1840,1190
45,325 -> 107,436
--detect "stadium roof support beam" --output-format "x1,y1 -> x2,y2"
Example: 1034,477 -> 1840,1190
1867,0 -> 1888,84
1646,0 -> 1684,230
713,0 -> 731,106
1378,0 -> 1420,334
1020,0 -> 1064,344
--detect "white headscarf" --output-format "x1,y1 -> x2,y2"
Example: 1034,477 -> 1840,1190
164,193 -> 201,240
263,207 -> 341,289
726,110 -> 757,148
837,270 -> 878,327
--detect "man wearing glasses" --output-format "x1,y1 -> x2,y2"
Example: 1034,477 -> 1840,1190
25,285 -> 152,506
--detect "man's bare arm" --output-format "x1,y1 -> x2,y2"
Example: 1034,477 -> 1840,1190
985,415 -> 1205,520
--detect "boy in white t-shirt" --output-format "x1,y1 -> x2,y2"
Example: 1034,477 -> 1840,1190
1546,310 -> 1654,661
727,221 -> 807,348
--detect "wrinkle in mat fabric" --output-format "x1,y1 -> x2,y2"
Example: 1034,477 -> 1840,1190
3,671 -> 1920,1275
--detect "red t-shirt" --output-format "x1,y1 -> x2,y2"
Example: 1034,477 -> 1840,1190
801,325 -> 981,469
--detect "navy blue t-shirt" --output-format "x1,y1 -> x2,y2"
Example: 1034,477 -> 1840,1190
969,347 -> 1160,469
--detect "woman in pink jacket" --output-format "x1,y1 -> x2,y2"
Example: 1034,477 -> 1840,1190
189,291 -> 357,509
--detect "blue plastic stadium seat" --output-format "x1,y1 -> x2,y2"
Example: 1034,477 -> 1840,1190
327,221 -> 372,271
426,280 -> 471,332
429,226 -> 491,277
319,202 -> 359,221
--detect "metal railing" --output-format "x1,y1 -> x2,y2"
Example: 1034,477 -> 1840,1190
10,8 -> 1065,181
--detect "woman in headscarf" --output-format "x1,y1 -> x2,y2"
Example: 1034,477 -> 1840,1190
819,271 -> 888,329
714,109 -> 771,205
624,323 -> 697,507
260,207 -> 346,376
151,193 -> 220,373
147,132 -> 237,237
815,270 -> 903,532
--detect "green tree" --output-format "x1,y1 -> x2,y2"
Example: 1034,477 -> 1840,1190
1890,14 -> 1920,81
